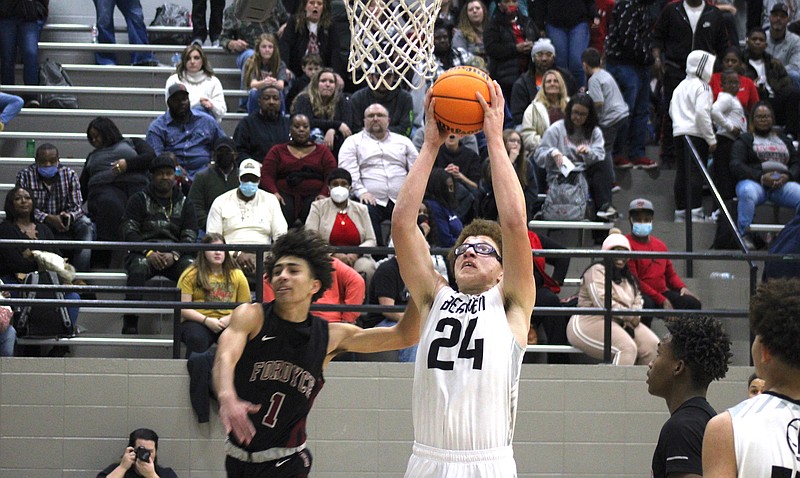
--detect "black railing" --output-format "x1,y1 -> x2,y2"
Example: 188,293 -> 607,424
683,136 -> 759,295
1,238 -> 796,363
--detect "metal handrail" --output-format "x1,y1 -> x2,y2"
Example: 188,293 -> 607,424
683,137 -> 758,283
1,238 -> 795,362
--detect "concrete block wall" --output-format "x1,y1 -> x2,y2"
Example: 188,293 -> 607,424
0,358 -> 755,477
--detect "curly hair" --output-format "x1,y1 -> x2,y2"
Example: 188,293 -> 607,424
264,229 -> 333,302
665,315 -> 732,388
447,218 -> 503,269
750,278 -> 800,368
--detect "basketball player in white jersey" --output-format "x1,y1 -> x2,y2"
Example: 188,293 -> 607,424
391,81 -> 536,476
703,278 -> 800,478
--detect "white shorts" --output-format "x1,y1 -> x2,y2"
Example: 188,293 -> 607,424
403,442 -> 517,478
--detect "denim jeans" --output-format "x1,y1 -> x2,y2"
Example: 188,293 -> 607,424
606,62 -> 650,159
546,22 -> 590,88
0,18 -> 44,87
0,325 -> 15,356
49,215 -> 94,272
92,0 -> 156,65
736,179 -> 800,231
0,93 -> 24,126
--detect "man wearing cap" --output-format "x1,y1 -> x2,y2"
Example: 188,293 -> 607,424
625,198 -> 701,325
146,83 -> 225,182
188,136 -> 241,235
206,159 -> 288,275
120,153 -> 199,334
233,85 -> 290,163
510,37 -> 578,126
767,2 -> 800,89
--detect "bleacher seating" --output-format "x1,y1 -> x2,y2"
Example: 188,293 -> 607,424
0,10 -> 783,365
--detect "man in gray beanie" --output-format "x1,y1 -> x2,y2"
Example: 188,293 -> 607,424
510,37 -> 578,126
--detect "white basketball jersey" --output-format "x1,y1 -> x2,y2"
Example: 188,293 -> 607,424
729,392 -> 800,477
412,285 -> 524,451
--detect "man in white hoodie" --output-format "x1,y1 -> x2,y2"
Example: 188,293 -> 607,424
669,50 -> 717,222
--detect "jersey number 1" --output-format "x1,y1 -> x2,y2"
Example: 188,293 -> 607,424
261,392 -> 286,428
427,317 -> 484,370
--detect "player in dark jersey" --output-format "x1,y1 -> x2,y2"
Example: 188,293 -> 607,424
213,228 -> 420,478
646,315 -> 731,478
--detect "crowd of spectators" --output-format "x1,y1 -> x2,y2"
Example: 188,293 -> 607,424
3,0 -> 800,364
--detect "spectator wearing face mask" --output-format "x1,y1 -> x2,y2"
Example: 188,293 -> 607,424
304,168 -> 378,284
625,198 -> 702,327
187,136 -> 240,236
205,158 -> 287,277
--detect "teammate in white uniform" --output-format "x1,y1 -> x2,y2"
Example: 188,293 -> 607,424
392,81 -> 536,477
703,278 -> 800,478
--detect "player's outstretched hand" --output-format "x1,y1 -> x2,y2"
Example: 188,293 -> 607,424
423,89 -> 449,148
476,80 -> 504,139
219,395 -> 261,445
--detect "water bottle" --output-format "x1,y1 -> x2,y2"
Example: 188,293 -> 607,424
91,24 -> 98,43
26,139 -> 35,158
709,272 -> 735,280
311,128 -> 325,144
171,52 -> 181,67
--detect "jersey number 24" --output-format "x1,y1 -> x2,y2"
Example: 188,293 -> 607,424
427,317 -> 484,370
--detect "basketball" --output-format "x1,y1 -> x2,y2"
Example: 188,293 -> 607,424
430,66 -> 492,135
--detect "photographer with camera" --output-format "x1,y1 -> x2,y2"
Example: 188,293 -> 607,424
96,428 -> 178,478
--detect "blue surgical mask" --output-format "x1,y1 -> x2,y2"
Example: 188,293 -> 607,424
239,181 -> 259,198
37,166 -> 58,178
632,222 -> 653,237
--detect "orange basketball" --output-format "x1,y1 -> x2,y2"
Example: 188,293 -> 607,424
430,66 -> 492,135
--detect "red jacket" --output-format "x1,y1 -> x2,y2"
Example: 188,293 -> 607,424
625,234 -> 686,305
263,257 -> 365,323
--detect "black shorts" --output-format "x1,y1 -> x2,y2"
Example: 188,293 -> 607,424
225,448 -> 312,478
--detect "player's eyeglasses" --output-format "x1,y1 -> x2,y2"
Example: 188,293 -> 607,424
453,242 -> 502,262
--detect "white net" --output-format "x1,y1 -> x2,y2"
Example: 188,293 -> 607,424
344,0 -> 443,90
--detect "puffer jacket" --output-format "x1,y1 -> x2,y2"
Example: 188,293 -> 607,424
120,184 -> 198,252
484,9 -> 538,94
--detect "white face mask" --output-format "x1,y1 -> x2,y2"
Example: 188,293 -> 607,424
330,186 -> 350,203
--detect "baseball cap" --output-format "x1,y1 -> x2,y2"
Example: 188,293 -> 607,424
628,198 -> 655,214
602,232 -> 631,251
772,2 -> 790,14
150,153 -> 176,172
238,158 -> 261,179
214,136 -> 236,152
166,83 -> 189,100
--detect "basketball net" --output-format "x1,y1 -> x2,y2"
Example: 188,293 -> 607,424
345,0 -> 443,90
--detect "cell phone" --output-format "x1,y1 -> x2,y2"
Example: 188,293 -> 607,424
61,215 -> 72,229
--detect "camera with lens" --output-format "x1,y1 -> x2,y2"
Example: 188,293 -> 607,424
135,446 -> 151,462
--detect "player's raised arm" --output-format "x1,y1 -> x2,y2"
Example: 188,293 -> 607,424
325,299 -> 421,363
212,303 -> 263,446
478,81 -> 535,326
391,90 -> 449,306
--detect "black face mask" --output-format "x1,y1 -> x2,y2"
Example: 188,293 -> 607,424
215,151 -> 235,170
